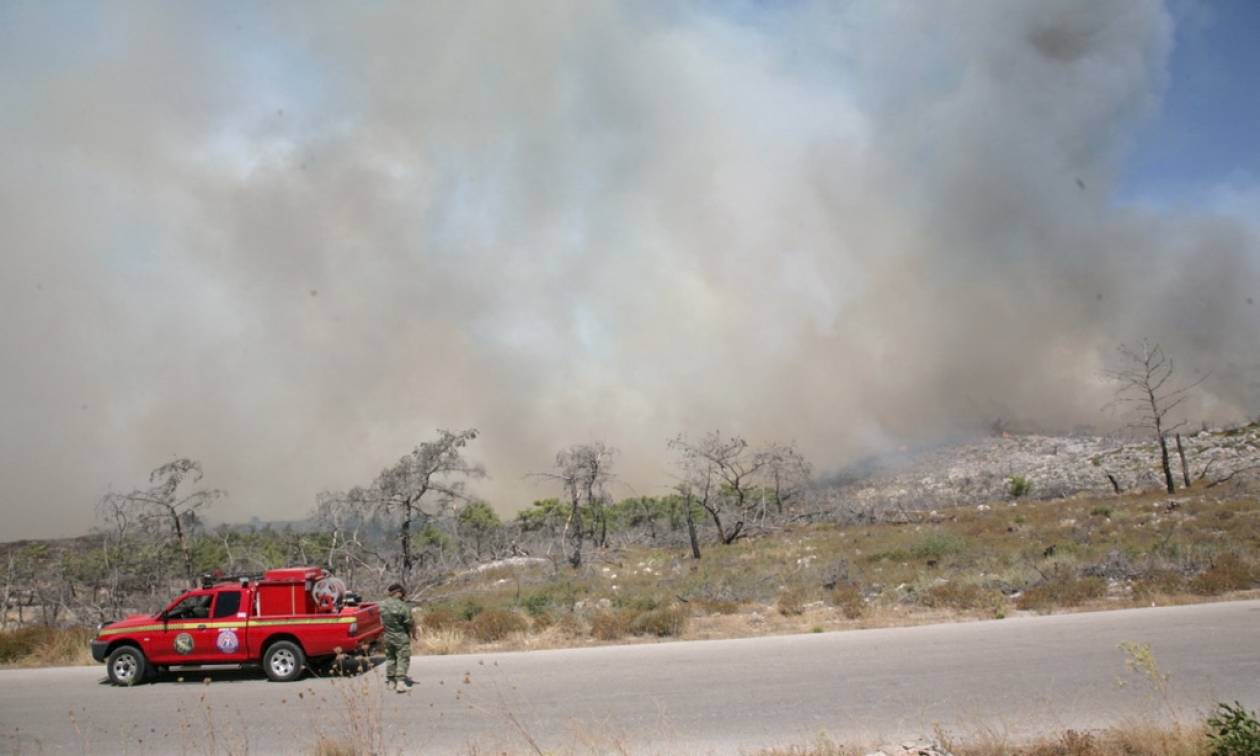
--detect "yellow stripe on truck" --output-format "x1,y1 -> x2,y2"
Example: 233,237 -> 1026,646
249,617 -> 357,627
98,624 -> 164,636
97,616 -> 356,637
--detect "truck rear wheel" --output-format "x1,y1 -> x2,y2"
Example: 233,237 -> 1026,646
106,645 -> 148,686
263,640 -> 305,682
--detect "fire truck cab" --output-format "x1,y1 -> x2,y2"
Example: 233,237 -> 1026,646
90,567 -> 384,685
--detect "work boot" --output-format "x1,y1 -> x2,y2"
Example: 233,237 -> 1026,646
395,680 -> 409,694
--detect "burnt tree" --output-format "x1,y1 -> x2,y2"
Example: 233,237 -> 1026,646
1106,341 -> 1205,494
100,459 -> 223,585
535,442 -> 616,568
372,428 -> 484,590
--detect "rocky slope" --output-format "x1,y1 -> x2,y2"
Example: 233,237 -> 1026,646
825,423 -> 1260,515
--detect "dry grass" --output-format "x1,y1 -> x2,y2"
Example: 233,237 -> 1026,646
943,721 -> 1209,756
590,609 -> 635,640
468,607 -> 529,642
776,584 -> 811,616
0,625 -> 94,667
629,606 -> 688,637
749,722 -> 1211,756
920,580 -> 1001,611
1017,568 -> 1108,612
827,582 -> 866,619
304,672 -> 389,755
421,628 -> 469,655
1190,553 -> 1254,595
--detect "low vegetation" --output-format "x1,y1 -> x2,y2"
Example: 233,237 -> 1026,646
376,483 -> 1259,655
5,482 -> 1256,665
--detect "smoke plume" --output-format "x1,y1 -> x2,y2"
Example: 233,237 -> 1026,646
2,1 -> 1257,537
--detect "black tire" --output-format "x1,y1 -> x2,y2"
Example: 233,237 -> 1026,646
262,640 -> 305,682
105,645 -> 147,686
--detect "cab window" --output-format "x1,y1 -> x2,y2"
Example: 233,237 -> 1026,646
213,591 -> 242,619
166,593 -> 212,620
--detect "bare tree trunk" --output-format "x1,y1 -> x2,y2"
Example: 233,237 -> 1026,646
684,494 -> 701,560
1106,473 -> 1122,494
400,501 -> 413,591
567,497 -> 583,568
1175,433 -> 1191,488
706,505 -> 728,544
168,506 -> 194,585
1,554 -> 12,631
1158,433 -> 1175,494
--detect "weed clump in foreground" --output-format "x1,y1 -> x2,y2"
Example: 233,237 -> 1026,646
1206,701 -> 1260,756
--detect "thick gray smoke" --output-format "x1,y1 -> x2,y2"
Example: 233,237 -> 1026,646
2,1 -> 1257,538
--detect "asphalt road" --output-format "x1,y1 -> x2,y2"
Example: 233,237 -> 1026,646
2,600 -> 1258,755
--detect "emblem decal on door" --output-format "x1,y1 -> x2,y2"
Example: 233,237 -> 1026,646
216,628 -> 240,653
174,632 -> 194,655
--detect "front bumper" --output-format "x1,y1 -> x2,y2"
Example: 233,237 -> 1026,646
90,639 -> 109,663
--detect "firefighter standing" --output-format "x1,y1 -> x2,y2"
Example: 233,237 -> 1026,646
380,582 -> 417,693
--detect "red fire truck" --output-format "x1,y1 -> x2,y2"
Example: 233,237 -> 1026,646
90,567 -> 384,685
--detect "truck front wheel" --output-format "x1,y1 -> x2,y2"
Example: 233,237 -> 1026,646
263,640 -> 305,682
106,645 -> 148,686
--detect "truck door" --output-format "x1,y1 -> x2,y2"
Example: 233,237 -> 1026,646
205,589 -> 250,663
149,591 -> 216,664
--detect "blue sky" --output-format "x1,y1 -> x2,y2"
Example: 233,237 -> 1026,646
1122,0 -> 1260,205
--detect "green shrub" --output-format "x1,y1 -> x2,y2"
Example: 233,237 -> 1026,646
1206,701 -> 1260,756
1009,475 -> 1033,498
467,607 -> 527,642
630,606 -> 688,637
1090,506 -> 1112,518
908,532 -> 968,562
519,592 -> 551,617
457,600 -> 485,621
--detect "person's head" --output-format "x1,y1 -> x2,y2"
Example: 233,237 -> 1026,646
387,582 -> 404,598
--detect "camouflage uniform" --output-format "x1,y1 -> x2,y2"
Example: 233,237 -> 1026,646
379,595 -> 414,687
